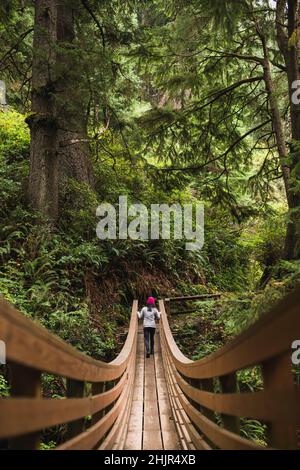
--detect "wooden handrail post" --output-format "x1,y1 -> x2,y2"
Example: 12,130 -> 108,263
219,373 -> 240,434
9,363 -> 41,449
199,378 -> 216,423
92,382 -> 106,424
103,379 -> 117,416
66,379 -> 85,439
262,352 -> 298,449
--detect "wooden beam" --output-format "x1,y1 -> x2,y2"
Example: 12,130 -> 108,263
262,352 -> 298,449
165,294 -> 221,302
66,379 -> 85,439
9,363 -> 41,450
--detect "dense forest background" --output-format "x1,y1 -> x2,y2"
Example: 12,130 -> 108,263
1,0 -> 300,446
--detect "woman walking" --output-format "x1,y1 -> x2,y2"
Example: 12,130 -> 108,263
137,297 -> 161,358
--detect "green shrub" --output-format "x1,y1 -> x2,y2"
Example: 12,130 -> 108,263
0,373 -> 9,397
0,110 -> 29,213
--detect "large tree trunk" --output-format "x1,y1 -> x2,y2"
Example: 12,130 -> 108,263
255,30 -> 291,286
55,2 -> 94,189
261,49 -> 290,203
27,0 -> 59,221
27,0 -> 93,221
284,0 -> 300,259
276,0 -> 300,259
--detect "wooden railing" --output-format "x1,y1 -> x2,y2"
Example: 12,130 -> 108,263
1,287 -> 300,450
0,299 -> 138,450
159,287 -> 300,450
164,293 -> 221,316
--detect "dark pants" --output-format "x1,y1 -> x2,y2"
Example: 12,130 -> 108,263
144,327 -> 156,354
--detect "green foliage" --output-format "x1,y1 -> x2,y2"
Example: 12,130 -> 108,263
240,419 -> 267,446
199,208 -> 255,291
251,215 -> 286,268
0,110 -> 29,213
0,373 -> 10,397
170,300 -> 226,359
216,296 -> 254,335
47,307 -> 115,359
0,121 -> 117,359
0,215 -> 116,358
0,110 -> 29,157
40,441 -> 57,450
0,2 -> 33,108
237,367 -> 263,393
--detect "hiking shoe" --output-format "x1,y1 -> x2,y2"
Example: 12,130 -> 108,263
146,353 -> 150,358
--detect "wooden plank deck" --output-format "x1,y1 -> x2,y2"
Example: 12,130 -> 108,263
124,326 -> 181,450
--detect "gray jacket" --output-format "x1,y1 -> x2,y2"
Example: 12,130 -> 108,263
137,307 -> 161,328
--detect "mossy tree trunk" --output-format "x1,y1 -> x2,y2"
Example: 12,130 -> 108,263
27,0 -> 59,221
55,2 -> 94,190
27,0 -> 93,222
276,0 -> 300,260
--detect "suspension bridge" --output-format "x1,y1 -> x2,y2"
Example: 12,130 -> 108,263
0,288 -> 299,450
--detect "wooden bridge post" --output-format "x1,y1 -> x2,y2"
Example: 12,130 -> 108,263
165,299 -> 170,316
92,382 -> 106,424
66,379 -> 85,439
199,378 -> 216,423
262,352 -> 298,449
105,380 -> 116,411
9,363 -> 41,449
219,373 -> 240,434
